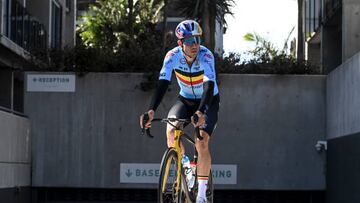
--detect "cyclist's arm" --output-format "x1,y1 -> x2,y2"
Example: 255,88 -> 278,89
197,81 -> 214,113
148,50 -> 174,112
197,51 -> 216,114
148,79 -> 170,111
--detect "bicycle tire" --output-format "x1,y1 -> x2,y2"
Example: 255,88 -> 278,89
158,148 -> 183,203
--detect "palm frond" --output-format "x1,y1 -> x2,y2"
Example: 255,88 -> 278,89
171,0 -> 235,25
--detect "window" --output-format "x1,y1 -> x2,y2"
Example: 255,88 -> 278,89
2,0 -> 47,51
3,0 -> 10,36
51,0 -> 62,49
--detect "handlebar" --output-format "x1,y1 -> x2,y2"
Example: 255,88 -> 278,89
141,113 -> 203,140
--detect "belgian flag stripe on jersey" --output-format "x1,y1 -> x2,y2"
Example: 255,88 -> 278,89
174,69 -> 204,77
175,72 -> 204,82
174,69 -> 204,85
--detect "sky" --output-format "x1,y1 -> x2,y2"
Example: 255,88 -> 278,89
223,0 -> 298,55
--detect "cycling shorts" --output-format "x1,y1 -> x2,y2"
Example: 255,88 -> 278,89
167,94 -> 220,136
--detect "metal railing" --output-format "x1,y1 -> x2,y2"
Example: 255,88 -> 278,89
3,0 -> 48,52
304,0 -> 342,40
304,0 -> 323,40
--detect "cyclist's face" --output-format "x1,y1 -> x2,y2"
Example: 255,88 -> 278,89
181,36 -> 200,58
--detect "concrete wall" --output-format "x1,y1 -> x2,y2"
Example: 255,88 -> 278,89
326,51 -> 360,203
0,110 -> 31,202
320,0 -> 360,74
219,74 -> 326,190
321,11 -> 342,74
308,43 -> 321,67
24,73 -> 326,190
327,52 -> 360,139
0,111 -> 31,188
342,0 -> 360,62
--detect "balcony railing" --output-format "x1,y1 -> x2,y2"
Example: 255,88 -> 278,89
304,0 -> 342,40
3,0 -> 48,52
304,0 -> 323,40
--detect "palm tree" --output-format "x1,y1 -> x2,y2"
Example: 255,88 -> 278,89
78,0 -> 164,50
171,0 -> 235,52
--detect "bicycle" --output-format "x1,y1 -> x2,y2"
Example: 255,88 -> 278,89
141,115 -> 214,203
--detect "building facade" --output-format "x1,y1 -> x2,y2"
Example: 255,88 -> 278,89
302,1 -> 360,202
0,1 -> 76,202
0,0 -> 76,113
303,0 -> 360,74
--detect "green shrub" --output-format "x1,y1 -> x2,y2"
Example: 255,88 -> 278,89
216,52 -> 320,75
216,32 -> 321,75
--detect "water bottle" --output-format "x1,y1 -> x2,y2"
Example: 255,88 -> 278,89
182,155 -> 195,189
188,161 -> 196,189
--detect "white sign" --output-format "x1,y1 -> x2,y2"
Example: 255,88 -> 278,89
27,74 -> 75,92
120,163 -> 161,184
120,163 -> 237,185
212,164 -> 237,184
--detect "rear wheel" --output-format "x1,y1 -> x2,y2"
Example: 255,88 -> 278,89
158,148 -> 183,203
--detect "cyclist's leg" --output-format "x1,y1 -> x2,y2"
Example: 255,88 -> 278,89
195,96 -> 219,201
195,130 -> 211,201
166,98 -> 189,153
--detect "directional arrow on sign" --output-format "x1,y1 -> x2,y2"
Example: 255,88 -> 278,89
125,169 -> 133,177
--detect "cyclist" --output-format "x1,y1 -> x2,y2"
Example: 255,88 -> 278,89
140,19 -> 220,203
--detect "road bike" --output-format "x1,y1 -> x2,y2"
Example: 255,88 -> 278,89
142,115 -> 213,203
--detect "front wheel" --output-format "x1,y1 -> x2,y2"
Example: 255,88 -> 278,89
158,148 -> 183,203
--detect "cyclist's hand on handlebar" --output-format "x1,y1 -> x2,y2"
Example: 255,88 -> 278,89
140,110 -> 155,129
192,110 -> 205,128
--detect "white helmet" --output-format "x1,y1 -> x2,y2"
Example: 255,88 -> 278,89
175,20 -> 203,39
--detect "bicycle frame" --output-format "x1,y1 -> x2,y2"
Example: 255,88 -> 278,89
142,116 -> 212,203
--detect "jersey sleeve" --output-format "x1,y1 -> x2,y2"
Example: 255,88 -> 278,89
202,50 -> 216,83
159,50 -> 175,81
